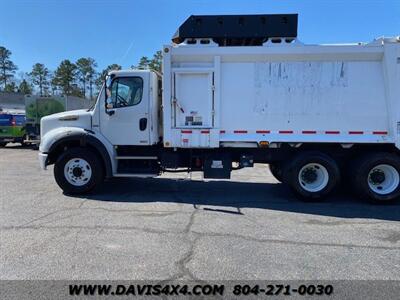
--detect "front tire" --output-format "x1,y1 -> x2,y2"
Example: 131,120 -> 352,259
54,147 -> 104,194
351,153 -> 400,204
284,151 -> 340,201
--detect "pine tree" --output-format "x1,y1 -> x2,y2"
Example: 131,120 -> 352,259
76,57 -> 97,99
0,46 -> 18,89
96,64 -> 122,90
18,79 -> 32,95
30,63 -> 49,96
53,60 -> 77,95
4,82 -> 17,92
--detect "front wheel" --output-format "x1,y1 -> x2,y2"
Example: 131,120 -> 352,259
284,151 -> 340,201
54,147 -> 104,194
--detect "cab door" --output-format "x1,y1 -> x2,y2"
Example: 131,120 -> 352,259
99,73 -> 150,145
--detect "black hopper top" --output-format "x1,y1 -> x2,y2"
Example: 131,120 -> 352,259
172,14 -> 298,46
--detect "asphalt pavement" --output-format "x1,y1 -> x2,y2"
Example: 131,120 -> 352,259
1,144 -> 399,280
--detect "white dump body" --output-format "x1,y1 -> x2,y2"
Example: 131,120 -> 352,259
162,37 -> 400,149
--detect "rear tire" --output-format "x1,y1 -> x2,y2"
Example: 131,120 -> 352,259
351,152 -> 400,204
284,151 -> 340,201
269,163 -> 284,182
54,147 -> 104,195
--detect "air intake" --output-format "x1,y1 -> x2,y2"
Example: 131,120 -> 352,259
172,14 -> 298,46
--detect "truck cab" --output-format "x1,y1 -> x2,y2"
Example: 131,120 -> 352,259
39,69 -> 161,193
100,70 -> 161,146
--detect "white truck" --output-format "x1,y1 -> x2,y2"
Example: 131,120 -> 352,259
38,14 -> 400,203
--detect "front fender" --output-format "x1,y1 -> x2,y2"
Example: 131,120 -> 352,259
39,127 -> 116,178
39,127 -> 87,153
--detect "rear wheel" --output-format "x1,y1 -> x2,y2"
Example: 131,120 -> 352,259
351,153 -> 400,204
284,151 -> 340,201
269,163 -> 284,182
54,147 -> 104,194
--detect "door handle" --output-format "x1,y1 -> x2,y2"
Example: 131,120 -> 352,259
139,118 -> 147,131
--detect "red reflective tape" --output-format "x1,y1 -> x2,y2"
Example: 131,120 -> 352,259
256,130 -> 270,134
220,130 -> 226,134
279,130 -> 293,134
234,130 -> 248,134
349,131 -> 364,135
201,130 -> 210,134
373,131 -> 388,135
302,130 -> 317,134
181,130 -> 192,134
325,131 -> 340,134
182,138 -> 189,142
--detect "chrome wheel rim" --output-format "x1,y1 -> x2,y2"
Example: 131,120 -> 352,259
368,164 -> 399,195
298,163 -> 329,192
64,158 -> 92,186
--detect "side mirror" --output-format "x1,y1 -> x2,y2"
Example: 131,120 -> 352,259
105,98 -> 115,116
104,74 -> 115,116
106,98 -> 113,109
105,75 -> 112,89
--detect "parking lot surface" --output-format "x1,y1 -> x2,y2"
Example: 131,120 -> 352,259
1,144 -> 400,280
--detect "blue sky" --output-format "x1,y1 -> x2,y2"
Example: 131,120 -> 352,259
0,0 -> 399,74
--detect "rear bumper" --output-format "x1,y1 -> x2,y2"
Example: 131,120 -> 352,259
38,152 -> 48,170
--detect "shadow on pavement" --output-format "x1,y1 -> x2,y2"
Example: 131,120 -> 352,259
70,177 -> 400,222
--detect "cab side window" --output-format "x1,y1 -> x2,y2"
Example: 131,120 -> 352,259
110,77 -> 143,108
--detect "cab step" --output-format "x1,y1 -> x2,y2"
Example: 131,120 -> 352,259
117,157 -> 160,175
113,173 -> 158,178
115,156 -> 158,160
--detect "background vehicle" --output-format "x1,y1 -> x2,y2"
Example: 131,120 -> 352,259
24,95 -> 93,145
38,14 -> 400,203
0,111 -> 27,146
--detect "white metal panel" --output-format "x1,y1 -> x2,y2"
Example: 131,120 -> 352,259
219,60 -> 387,132
149,72 -> 161,144
174,71 -> 213,128
163,39 -> 399,148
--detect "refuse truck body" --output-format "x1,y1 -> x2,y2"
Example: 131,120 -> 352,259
38,14 -> 400,203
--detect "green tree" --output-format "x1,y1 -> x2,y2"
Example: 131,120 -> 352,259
4,82 -> 17,92
53,60 -> 77,95
18,79 -> 32,94
96,64 -> 122,90
132,51 -> 162,72
76,57 -> 97,99
137,56 -> 150,69
0,46 -> 18,89
49,72 -> 58,95
30,63 -> 49,96
70,83 -> 84,97
148,50 -> 162,72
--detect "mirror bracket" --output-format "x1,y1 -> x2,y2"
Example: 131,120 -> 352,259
106,109 -> 115,116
